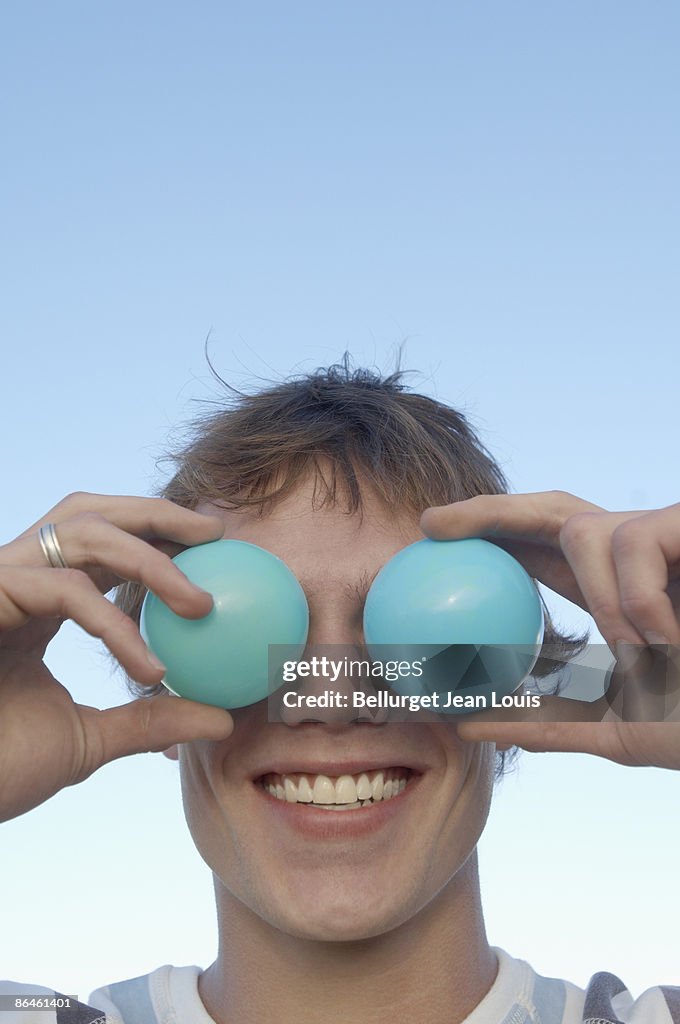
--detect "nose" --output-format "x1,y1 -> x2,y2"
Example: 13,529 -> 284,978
275,602 -> 391,727
274,643 -> 391,724
276,651 -> 388,726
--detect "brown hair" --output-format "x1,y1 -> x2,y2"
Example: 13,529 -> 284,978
117,355 -> 586,775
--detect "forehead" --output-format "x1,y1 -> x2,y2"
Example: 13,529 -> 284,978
196,476 -> 424,594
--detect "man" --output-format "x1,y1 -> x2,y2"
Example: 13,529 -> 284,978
1,359 -> 678,1023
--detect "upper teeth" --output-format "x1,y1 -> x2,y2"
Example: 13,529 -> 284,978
261,770 -> 409,807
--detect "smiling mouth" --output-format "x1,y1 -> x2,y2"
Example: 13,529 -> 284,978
257,768 -> 415,810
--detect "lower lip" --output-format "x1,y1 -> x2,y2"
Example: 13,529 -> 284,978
252,776 -> 421,839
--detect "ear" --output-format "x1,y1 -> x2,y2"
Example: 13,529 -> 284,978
162,745 -> 180,761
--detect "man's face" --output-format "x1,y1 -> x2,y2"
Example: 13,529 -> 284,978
177,476 -> 497,941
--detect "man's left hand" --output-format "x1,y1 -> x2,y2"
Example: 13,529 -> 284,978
420,491 -> 680,769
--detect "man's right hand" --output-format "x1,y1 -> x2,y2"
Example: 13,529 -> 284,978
0,493 -> 233,823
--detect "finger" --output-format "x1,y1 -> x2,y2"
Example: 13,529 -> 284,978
0,566 -> 166,684
420,491 -> 603,545
611,506 -> 680,645
80,695 -> 233,766
558,512 -> 647,648
16,493 -> 225,546
19,514 -> 214,618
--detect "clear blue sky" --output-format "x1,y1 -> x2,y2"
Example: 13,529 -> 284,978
1,0 -> 678,1003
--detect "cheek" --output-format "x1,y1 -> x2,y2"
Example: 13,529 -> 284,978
177,742 -> 214,841
177,743 -> 238,876
423,736 -> 497,882
447,736 -> 496,829
177,737 -> 265,900
462,742 -> 497,827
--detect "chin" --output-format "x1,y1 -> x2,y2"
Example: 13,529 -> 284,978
251,878 -> 423,943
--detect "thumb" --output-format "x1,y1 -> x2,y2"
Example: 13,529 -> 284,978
82,695 -> 234,767
453,694 -> 605,753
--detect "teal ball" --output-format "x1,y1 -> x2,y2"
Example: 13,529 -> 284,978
364,538 -> 544,709
140,540 -> 309,709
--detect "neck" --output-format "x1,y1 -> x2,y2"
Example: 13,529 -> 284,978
199,853 -> 497,1024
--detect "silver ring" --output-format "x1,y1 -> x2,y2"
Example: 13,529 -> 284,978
38,523 -> 69,569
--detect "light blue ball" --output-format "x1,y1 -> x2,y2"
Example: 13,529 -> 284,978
363,538 -> 544,710
140,540 -> 309,709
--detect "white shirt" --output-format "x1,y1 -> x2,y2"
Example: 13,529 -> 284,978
2,948 -> 679,1024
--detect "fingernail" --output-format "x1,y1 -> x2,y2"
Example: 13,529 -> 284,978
644,632 -> 670,647
147,651 -> 166,672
